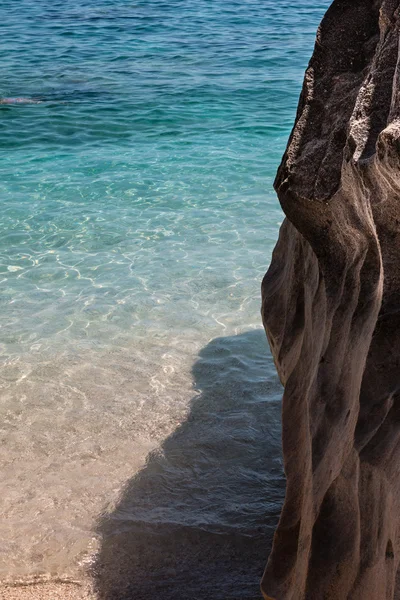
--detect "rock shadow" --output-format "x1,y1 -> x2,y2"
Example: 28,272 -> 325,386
93,329 -> 284,600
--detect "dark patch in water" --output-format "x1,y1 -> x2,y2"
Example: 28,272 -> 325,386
93,330 -> 284,600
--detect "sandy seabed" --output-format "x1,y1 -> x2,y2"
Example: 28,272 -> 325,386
0,581 -> 95,600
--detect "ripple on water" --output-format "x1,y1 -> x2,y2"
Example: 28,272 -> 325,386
0,0 -> 330,594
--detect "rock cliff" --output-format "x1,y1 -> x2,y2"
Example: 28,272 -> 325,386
261,1 -> 400,598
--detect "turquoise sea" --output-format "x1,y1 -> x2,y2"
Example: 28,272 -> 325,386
1,0 -> 329,597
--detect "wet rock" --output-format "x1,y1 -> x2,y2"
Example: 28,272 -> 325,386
261,1 -> 400,598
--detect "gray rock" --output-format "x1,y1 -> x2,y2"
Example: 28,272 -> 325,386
261,1 -> 400,598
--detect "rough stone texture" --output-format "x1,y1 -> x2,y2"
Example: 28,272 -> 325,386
261,1 -> 400,598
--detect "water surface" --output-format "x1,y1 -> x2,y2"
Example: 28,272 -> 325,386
0,0 -> 329,595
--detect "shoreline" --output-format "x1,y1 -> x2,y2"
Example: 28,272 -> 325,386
0,580 -> 95,600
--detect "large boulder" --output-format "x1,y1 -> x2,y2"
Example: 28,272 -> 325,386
261,1 -> 400,598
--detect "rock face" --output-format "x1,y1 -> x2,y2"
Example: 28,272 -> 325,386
261,1 -> 400,598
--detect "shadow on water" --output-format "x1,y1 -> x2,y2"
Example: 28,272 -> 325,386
93,329 -> 285,600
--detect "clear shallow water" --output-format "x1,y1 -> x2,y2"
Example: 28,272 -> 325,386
0,0 -> 329,595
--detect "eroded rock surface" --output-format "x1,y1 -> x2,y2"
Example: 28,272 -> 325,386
261,1 -> 400,598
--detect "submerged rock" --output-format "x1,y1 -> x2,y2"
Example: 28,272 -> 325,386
261,1 -> 400,598
0,97 -> 42,104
